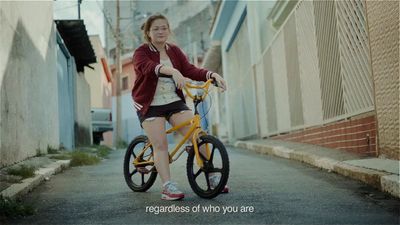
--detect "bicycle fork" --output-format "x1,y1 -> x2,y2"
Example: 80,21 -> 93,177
192,129 -> 211,168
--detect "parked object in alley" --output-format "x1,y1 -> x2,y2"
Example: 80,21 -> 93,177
91,108 -> 113,145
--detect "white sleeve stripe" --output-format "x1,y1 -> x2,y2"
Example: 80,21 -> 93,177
206,71 -> 213,80
133,101 -> 142,107
134,102 -> 143,109
155,64 -> 163,76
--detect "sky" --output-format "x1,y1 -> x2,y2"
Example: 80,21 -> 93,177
54,0 -> 105,46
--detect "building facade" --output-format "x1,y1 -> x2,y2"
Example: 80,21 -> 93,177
208,0 -> 399,160
84,35 -> 113,146
0,2 -> 95,166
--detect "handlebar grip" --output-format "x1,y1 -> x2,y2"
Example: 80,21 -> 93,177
211,77 -> 219,87
159,73 -> 173,78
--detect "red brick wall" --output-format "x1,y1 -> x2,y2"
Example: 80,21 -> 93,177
272,115 -> 377,156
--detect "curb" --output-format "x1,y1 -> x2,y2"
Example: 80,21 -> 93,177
0,160 -> 71,200
235,141 -> 399,199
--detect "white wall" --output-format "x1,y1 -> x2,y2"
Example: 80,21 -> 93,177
0,1 -> 59,166
112,93 -> 144,145
85,35 -> 112,109
75,71 -> 92,146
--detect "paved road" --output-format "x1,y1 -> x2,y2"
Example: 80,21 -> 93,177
7,146 -> 400,225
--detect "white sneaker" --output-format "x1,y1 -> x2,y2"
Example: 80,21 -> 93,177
161,181 -> 185,200
209,174 -> 229,193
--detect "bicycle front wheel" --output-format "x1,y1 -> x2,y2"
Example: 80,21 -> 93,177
123,135 -> 157,192
186,135 -> 229,199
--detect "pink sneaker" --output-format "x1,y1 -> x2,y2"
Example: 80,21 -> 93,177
209,174 -> 229,193
161,181 -> 185,200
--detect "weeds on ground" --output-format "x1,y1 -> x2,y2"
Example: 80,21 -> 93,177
47,145 -> 59,154
49,145 -> 111,165
116,139 -> 128,149
95,145 -> 112,158
49,154 -> 71,160
69,151 -> 101,167
35,148 -> 45,157
7,165 -> 36,179
0,196 -> 34,219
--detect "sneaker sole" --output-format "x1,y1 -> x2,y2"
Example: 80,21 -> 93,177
161,193 -> 184,201
221,187 -> 229,193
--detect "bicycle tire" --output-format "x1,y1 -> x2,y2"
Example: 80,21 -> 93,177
186,135 -> 229,199
123,135 -> 157,192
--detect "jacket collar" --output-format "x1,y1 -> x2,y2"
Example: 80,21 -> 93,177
148,42 -> 170,52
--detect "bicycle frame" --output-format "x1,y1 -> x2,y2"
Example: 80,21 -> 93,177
133,79 -> 215,168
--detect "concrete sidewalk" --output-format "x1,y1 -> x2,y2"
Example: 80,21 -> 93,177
235,139 -> 399,199
0,158 -> 71,200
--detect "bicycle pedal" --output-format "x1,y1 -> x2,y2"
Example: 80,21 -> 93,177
137,167 -> 150,174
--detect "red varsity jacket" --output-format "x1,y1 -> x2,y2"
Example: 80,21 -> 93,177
131,43 -> 214,115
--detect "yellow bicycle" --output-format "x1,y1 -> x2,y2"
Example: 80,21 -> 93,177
123,79 -> 229,199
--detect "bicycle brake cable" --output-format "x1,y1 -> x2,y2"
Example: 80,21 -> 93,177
200,88 -> 213,129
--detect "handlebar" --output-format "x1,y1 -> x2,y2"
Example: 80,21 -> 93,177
158,73 -> 219,101
183,79 -> 217,101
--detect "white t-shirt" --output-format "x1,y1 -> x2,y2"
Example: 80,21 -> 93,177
150,58 -> 181,106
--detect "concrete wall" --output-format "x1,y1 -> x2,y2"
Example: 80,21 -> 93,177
366,0 -> 400,160
112,57 -> 143,145
74,71 -> 92,147
85,35 -> 113,146
0,1 -> 59,167
112,93 -> 144,144
85,36 -> 103,109
85,35 -> 112,109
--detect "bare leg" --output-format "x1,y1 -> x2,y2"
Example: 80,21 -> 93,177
168,111 -> 207,157
142,117 -> 170,185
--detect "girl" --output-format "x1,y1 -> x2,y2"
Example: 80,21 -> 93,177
132,14 -> 227,200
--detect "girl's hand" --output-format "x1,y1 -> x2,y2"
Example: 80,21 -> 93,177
211,73 -> 227,91
172,69 -> 187,90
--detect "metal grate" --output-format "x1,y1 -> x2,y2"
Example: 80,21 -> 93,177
254,62 -> 269,137
336,0 -> 374,114
284,15 -> 304,127
294,0 -> 324,126
314,0 -> 345,120
271,32 -> 291,133
263,49 -> 278,134
230,0 -> 378,140
225,18 -> 258,139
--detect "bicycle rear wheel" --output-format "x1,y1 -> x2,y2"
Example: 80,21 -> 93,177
186,135 -> 229,199
123,135 -> 157,192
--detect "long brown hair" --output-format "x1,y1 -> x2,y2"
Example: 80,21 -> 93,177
141,14 -> 170,43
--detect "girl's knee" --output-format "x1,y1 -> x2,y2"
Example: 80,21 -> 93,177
152,141 -> 168,152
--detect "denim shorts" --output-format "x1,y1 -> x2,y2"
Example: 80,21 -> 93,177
137,100 -> 190,125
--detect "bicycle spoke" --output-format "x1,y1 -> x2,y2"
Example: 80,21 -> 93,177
130,169 -> 137,177
131,148 -> 139,158
141,173 -> 145,185
209,168 -> 223,173
204,172 -> 211,191
194,168 -> 202,179
199,151 -> 208,161
209,146 -> 216,162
